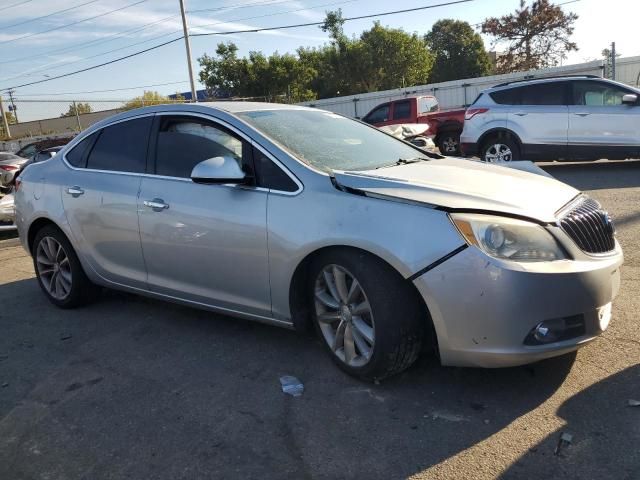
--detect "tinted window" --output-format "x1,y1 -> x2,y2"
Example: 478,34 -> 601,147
491,82 -> 566,105
392,100 -> 411,120
155,117 -> 244,178
572,81 -> 632,106
364,105 -> 390,124
65,132 -> 98,168
253,147 -> 298,192
86,117 -> 152,173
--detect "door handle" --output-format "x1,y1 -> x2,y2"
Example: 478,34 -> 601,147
65,186 -> 84,197
513,112 -> 528,116
143,199 -> 169,211
574,112 -> 590,117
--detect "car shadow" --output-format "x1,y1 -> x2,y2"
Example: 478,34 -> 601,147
500,364 -> 640,480
540,160 -> 640,190
0,276 -> 580,480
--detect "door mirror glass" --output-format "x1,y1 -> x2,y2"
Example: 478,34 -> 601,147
622,93 -> 638,105
190,156 -> 246,184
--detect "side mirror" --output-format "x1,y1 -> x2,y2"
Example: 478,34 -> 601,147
190,156 -> 246,184
622,93 -> 638,105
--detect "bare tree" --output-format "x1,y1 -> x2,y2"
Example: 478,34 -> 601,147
482,0 -> 578,73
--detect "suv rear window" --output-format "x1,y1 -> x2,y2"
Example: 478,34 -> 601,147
490,82 -> 566,105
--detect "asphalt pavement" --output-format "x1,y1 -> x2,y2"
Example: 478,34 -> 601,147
1,160 -> 639,480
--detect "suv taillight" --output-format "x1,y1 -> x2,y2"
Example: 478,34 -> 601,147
0,165 -> 18,171
465,108 -> 489,120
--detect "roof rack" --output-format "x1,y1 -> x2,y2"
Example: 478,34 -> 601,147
494,74 -> 601,88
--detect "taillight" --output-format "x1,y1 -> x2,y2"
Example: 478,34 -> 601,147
0,165 -> 18,171
465,108 -> 489,120
14,177 -> 21,191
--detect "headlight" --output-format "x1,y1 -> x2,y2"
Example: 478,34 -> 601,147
450,213 -> 565,262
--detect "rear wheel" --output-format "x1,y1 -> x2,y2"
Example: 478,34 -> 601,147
480,136 -> 520,162
437,132 -> 461,155
309,250 -> 425,381
32,225 -> 99,308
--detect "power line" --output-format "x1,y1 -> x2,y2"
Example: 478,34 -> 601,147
0,14 -> 180,66
189,0 -> 309,15
0,0 -> 473,91
1,0 -> 102,30
190,0 -> 473,37
13,80 -> 190,97
0,0 -> 355,81
0,0 -> 32,13
0,0 -> 149,46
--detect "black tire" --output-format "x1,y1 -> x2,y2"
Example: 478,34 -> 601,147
437,131 -> 461,156
480,135 -> 520,162
32,225 -> 99,308
309,249 -> 426,382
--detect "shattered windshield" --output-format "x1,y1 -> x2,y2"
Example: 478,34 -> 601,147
237,109 -> 425,172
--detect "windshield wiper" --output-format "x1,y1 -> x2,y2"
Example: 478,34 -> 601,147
377,157 -> 430,169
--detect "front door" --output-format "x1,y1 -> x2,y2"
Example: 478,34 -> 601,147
568,80 -> 640,159
61,116 -> 152,289
137,115 -> 271,317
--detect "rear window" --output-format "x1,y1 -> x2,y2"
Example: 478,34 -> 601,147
417,96 -> 438,113
86,117 -> 152,173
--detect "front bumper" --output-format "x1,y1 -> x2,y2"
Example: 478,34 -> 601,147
413,243 -> 623,368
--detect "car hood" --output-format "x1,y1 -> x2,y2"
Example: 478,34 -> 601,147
332,158 -> 579,223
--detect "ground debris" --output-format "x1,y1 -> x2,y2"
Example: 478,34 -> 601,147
554,432 -> 573,456
628,399 -> 640,407
60,333 -> 72,341
280,375 -> 304,397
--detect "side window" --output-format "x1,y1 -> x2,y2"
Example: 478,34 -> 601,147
65,132 -> 99,168
519,82 -> 566,105
490,88 -> 519,105
86,117 -> 152,173
253,147 -> 298,192
417,96 -> 438,113
572,81 -> 631,106
364,104 -> 390,124
392,100 -> 411,120
154,117 -> 245,178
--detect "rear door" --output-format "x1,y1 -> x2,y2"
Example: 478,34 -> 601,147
61,116 -> 152,288
506,81 -> 569,159
568,80 -> 640,159
390,99 -> 413,123
137,114 -> 272,317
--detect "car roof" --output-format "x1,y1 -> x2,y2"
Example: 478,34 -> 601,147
486,76 -> 638,93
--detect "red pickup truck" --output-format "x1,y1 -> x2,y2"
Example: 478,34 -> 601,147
361,96 -> 465,155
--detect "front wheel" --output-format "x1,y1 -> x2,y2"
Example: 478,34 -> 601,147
310,250 -> 425,381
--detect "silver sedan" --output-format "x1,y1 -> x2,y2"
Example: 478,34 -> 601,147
14,103 -> 623,380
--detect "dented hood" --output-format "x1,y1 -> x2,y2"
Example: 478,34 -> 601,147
333,158 -> 579,223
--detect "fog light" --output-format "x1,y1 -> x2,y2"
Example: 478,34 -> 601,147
524,314 -> 586,346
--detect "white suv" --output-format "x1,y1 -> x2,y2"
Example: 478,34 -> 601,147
460,76 -> 640,162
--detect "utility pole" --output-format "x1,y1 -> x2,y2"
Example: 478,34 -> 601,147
0,96 -> 11,139
611,42 -> 616,81
7,89 -> 18,123
72,100 -> 82,131
179,0 -> 198,103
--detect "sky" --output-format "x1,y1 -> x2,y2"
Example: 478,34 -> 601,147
0,0 -> 637,122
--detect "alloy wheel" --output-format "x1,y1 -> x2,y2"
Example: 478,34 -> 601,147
484,143 -> 513,162
442,136 -> 459,154
36,236 -> 72,300
314,264 -> 375,367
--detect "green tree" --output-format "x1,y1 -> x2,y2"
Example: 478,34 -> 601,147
122,91 -> 183,111
426,19 -> 492,82
198,43 -> 249,98
60,102 -> 92,117
482,0 -> 578,73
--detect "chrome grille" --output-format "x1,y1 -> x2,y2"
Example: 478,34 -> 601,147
558,197 -> 615,254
